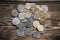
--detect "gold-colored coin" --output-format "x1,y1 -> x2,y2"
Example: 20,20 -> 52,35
45,11 -> 51,18
39,11 -> 45,18
40,18 -> 46,25
11,9 -> 18,16
31,7 -> 39,14
37,25 -> 44,31
46,20 -> 51,26
25,9 -> 32,18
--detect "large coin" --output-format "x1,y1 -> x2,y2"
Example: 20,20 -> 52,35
16,29 -> 25,36
31,3 -> 36,8
17,23 -> 26,31
32,30 -> 40,39
40,5 -> 48,13
11,9 -> 18,17
45,11 -> 51,18
18,12 -> 25,20
24,9 -> 32,18
37,25 -> 44,32
17,5 -> 25,12
34,13 -> 41,19
26,18 -> 34,28
33,21 -> 40,28
39,11 -> 45,18
12,17 -> 20,25
24,28 -> 33,36
25,3 -> 31,9
31,7 -> 39,14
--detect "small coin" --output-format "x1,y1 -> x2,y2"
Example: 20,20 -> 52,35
24,9 -> 32,18
25,3 -> 31,9
31,7 -> 39,14
18,12 -> 25,20
31,3 -> 36,8
11,9 -> 18,16
45,11 -> 51,18
12,17 -> 20,25
17,23 -> 26,31
17,5 -> 25,12
32,30 -> 40,39
40,5 -> 48,13
16,29 -> 25,36
34,13 -> 41,19
37,25 -> 44,32
33,21 -> 40,28
24,28 -> 33,36
39,11 -> 45,18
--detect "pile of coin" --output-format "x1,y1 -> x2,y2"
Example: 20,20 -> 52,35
11,3 -> 49,39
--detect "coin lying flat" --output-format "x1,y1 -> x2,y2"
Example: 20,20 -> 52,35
11,9 -> 18,16
24,28 -> 33,36
17,5 -> 25,12
40,5 -> 48,13
32,30 -> 40,39
17,23 -> 26,31
25,3 -> 31,9
33,21 -> 40,28
26,18 -> 34,28
45,11 -> 51,18
18,12 -> 25,20
34,13 -> 41,19
24,9 -> 32,18
40,18 -> 46,25
16,30 -> 25,36
31,7 -> 39,14
12,17 -> 20,25
31,3 -> 36,8
39,11 -> 45,18
37,25 -> 44,32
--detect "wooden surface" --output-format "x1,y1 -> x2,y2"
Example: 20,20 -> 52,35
0,2 -> 60,40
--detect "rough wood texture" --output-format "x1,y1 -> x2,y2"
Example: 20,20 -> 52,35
0,2 -> 60,40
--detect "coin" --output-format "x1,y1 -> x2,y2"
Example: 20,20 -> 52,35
17,5 -> 25,12
37,25 -> 44,32
40,18 -> 46,25
45,11 -> 51,18
24,28 -> 33,36
16,29 -> 25,36
33,21 -> 40,28
26,18 -> 34,28
31,3 -> 36,8
40,5 -> 48,13
12,17 -> 20,25
17,23 -> 26,31
32,30 -> 40,39
39,11 -> 45,18
24,9 -> 32,18
25,3 -> 31,9
34,13 -> 41,19
31,7 -> 39,14
11,9 -> 18,16
18,12 -> 25,20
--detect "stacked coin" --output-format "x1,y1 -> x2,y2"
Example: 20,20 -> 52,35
11,3 -> 49,39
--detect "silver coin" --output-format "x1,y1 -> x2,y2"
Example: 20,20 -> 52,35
17,5 -> 25,12
24,28 -> 33,36
17,23 -> 26,31
16,29 -> 25,36
31,3 -> 36,8
12,17 -> 20,25
18,12 -> 25,20
32,30 -> 41,39
26,18 -> 34,28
